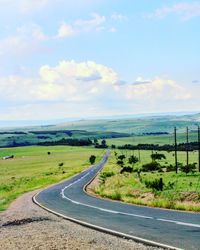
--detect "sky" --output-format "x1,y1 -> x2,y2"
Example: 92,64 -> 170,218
0,0 -> 200,121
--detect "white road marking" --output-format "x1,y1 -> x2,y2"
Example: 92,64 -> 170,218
60,165 -> 200,229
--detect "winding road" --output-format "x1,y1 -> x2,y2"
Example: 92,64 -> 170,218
34,153 -> 200,250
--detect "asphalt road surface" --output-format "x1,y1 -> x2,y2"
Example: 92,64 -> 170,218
34,153 -> 200,250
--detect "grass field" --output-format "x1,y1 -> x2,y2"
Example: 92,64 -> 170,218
106,132 -> 198,146
0,145 -> 105,211
94,149 -> 200,212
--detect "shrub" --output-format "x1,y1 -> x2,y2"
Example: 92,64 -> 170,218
128,155 -> 139,165
179,163 -> 197,174
117,160 -> 124,167
58,162 -> 64,167
100,172 -> 115,182
145,178 -> 164,191
118,154 -> 126,161
89,155 -> 96,165
120,166 -> 133,174
166,164 -> 176,172
151,153 -> 166,161
165,181 -> 175,190
142,162 -> 161,172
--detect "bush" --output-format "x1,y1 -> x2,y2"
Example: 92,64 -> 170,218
179,163 -> 197,174
165,181 -> 175,190
128,155 -> 139,165
145,178 -> 164,191
151,153 -> 166,161
120,166 -> 133,174
142,162 -> 161,172
118,154 -> 126,161
58,162 -> 64,167
100,172 -> 115,182
89,155 -> 96,165
166,164 -> 176,172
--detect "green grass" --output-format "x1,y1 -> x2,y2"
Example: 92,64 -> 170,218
94,150 -> 200,212
0,145 -> 104,211
106,132 -> 198,146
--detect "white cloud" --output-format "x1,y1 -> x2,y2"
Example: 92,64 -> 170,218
150,2 -> 200,21
57,23 -> 75,38
125,78 -> 191,101
0,0 -> 50,12
0,24 -> 48,58
56,13 -> 106,39
0,60 -> 196,120
111,13 -> 127,21
109,27 -> 117,33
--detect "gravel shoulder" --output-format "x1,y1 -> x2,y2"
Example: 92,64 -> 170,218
0,189 -> 162,250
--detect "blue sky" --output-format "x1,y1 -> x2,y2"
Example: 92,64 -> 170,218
0,0 -> 200,121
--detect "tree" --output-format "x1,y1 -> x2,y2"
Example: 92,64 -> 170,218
94,138 -> 98,145
89,155 -> 96,165
151,153 -> 166,161
118,154 -> 126,161
128,155 -> 139,165
101,139 -> 108,148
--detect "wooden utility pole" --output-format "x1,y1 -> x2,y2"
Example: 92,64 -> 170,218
186,127 -> 189,171
174,127 -> 178,174
138,149 -> 141,162
198,126 -> 200,172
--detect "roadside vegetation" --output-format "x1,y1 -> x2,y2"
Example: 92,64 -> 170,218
93,150 -> 200,212
0,146 -> 103,211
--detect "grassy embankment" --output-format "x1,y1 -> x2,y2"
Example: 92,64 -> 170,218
94,149 -> 200,212
0,146 -> 104,211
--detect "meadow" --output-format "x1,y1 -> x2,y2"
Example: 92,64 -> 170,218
106,132 -> 198,146
94,149 -> 200,212
0,145 -> 104,211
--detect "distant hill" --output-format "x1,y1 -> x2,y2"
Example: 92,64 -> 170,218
54,113 -> 200,134
0,112 -> 200,135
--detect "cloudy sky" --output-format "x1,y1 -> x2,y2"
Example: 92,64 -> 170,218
0,0 -> 200,121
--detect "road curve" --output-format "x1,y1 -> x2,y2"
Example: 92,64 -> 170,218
34,153 -> 200,250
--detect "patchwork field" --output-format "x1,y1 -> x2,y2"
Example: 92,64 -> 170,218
0,146 -> 104,211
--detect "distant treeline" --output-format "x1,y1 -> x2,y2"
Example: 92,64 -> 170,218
0,132 -> 27,135
141,132 -> 169,136
38,138 -> 93,146
118,142 -> 199,151
29,130 -> 73,136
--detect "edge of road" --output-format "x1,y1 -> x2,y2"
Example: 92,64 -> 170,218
33,153 -> 182,250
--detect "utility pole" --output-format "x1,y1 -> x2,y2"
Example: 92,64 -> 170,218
174,127 -> 178,174
186,127 -> 189,171
198,126 -> 200,172
138,149 -> 141,162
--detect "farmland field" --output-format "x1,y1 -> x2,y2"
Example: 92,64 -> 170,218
0,146 -> 104,211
